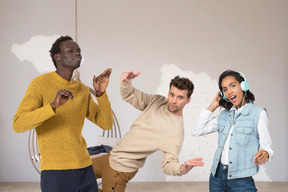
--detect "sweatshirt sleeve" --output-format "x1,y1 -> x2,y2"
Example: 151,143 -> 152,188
161,151 -> 182,176
86,91 -> 113,130
120,81 -> 155,111
13,79 -> 55,133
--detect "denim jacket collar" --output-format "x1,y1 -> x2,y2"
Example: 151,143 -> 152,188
229,103 -> 253,117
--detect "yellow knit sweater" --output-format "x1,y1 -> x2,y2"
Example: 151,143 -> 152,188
13,72 -> 113,171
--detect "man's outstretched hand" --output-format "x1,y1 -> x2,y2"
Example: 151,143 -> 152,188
180,157 -> 204,175
93,68 -> 112,97
120,71 -> 140,83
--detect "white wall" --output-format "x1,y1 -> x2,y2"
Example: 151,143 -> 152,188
0,0 -> 287,182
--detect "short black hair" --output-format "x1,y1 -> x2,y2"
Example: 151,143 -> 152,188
170,76 -> 194,98
49,36 -> 73,68
218,69 -> 255,110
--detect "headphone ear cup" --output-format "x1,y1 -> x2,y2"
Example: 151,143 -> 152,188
238,71 -> 250,92
220,91 -> 229,102
241,81 -> 250,92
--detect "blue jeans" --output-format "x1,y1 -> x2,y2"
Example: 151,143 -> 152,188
209,163 -> 257,192
41,165 -> 98,192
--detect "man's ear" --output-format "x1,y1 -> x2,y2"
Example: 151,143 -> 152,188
53,53 -> 60,61
186,97 -> 191,105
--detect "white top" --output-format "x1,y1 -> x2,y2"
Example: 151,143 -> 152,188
191,105 -> 273,164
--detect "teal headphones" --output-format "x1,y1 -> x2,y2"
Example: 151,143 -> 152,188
220,72 -> 250,101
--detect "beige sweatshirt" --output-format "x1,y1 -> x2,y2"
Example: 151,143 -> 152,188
109,81 -> 184,176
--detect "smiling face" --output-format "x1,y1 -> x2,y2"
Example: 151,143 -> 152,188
221,76 -> 246,109
54,40 -> 82,70
167,85 -> 191,115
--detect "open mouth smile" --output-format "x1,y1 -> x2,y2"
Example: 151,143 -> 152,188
229,95 -> 237,102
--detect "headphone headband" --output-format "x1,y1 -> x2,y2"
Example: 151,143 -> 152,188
238,71 -> 247,82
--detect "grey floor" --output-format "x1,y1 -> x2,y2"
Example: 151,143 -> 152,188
0,182 -> 288,192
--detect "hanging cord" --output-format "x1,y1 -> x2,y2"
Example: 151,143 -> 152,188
75,0 -> 78,43
241,91 -> 247,108
72,0 -> 121,138
73,0 -> 80,81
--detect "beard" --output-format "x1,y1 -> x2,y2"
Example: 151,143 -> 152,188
167,104 -> 179,113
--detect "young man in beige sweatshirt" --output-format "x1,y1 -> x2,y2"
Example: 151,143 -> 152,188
92,71 -> 204,192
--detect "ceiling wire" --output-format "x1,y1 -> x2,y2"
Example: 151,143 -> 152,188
73,0 -> 80,81
75,0 -> 78,43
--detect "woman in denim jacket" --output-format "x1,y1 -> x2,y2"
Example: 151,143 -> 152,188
192,70 -> 273,192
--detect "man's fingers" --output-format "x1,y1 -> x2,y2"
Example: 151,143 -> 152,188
134,71 -> 140,77
191,161 -> 205,167
127,71 -> 140,79
186,157 -> 204,167
53,89 -> 74,109
120,71 -> 140,83
192,157 -> 203,161
188,157 -> 203,163
61,90 -> 74,100
104,68 -> 112,78
68,91 -> 74,100
95,68 -> 112,81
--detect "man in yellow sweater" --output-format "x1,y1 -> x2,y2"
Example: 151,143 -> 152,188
92,71 -> 204,192
13,36 -> 113,192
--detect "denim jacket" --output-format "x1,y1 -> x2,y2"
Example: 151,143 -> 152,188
211,103 -> 264,179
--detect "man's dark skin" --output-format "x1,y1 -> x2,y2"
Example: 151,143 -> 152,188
50,39 -> 112,110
